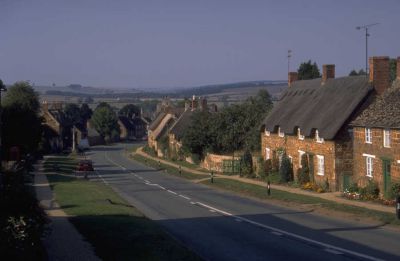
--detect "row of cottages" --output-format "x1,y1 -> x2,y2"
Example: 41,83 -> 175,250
261,56 -> 400,194
148,97 -> 185,156
118,114 -> 149,141
41,101 -> 104,152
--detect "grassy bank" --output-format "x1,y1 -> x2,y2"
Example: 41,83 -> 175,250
44,156 -> 201,261
131,153 -> 207,180
201,178 -> 400,226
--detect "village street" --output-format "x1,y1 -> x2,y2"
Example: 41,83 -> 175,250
86,143 -> 400,261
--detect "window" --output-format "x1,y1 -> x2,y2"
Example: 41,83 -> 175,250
298,150 -> 305,167
278,127 -> 285,137
298,128 -> 304,140
265,148 -> 271,160
366,156 -> 373,177
317,155 -> 324,175
365,128 -> 372,143
383,129 -> 390,148
315,130 -> 324,143
264,129 -> 270,136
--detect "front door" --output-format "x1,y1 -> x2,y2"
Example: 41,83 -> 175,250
383,160 -> 391,196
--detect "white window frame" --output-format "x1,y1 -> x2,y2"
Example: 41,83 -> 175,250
265,148 -> 271,160
278,127 -> 285,137
383,129 -> 390,148
365,156 -> 373,177
365,128 -> 372,144
298,128 -> 304,140
316,155 -> 325,176
298,150 -> 305,167
264,129 -> 270,136
315,130 -> 324,143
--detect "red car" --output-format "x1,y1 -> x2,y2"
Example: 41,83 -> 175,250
77,160 -> 94,172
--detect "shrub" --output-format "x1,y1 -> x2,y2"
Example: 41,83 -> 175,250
388,183 -> 400,199
347,182 -> 359,193
365,180 -> 379,199
297,154 -> 310,185
256,157 -> 266,179
242,149 -> 253,177
264,159 -> 272,177
279,154 -> 293,183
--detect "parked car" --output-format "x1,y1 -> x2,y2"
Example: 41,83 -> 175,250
76,160 -> 94,172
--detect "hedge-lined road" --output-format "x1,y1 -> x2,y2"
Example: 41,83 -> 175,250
87,144 -> 400,261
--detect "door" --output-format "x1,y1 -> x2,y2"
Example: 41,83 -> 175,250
383,160 -> 391,196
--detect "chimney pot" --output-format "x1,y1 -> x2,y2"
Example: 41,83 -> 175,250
369,56 -> 390,95
322,64 -> 335,84
288,72 -> 298,87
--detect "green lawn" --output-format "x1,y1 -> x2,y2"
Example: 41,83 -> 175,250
201,178 -> 400,226
44,156 -> 202,261
131,153 -> 207,180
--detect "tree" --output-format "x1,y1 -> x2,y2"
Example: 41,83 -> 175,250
91,103 -> 120,142
2,81 -> 42,155
348,69 -> 366,76
80,103 -> 93,123
119,104 -> 141,118
279,154 -> 293,183
241,149 -> 253,177
297,60 -> 321,80
64,103 -> 81,125
390,58 -> 397,83
84,96 -> 94,103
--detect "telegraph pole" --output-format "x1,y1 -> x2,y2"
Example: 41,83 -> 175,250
287,49 -> 292,74
356,23 -> 379,75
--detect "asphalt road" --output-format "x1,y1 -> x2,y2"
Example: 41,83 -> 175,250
87,143 -> 400,261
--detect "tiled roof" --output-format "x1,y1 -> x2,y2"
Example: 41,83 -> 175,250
263,76 -> 373,139
351,80 -> 400,129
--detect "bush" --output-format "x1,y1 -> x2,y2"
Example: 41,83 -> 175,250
241,149 -> 253,177
359,180 -> 379,200
297,154 -> 310,185
279,154 -> 293,183
347,182 -> 359,193
388,183 -> 400,199
256,157 -> 266,179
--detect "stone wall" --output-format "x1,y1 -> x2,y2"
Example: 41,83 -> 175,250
353,127 -> 400,195
201,153 -> 241,173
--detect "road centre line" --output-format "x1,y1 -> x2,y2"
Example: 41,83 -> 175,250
167,190 -> 178,195
325,249 -> 343,255
179,195 -> 191,200
194,202 -> 383,261
94,169 -> 108,185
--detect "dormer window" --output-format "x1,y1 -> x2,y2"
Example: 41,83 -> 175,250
316,130 -> 324,143
298,128 -> 304,140
278,127 -> 285,137
264,128 -> 270,136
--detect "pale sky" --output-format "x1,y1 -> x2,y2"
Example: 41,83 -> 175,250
0,0 -> 399,89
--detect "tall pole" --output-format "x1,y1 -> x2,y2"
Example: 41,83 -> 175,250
356,23 -> 379,76
287,50 -> 292,74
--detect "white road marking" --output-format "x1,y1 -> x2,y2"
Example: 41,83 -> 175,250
209,209 -> 216,213
235,218 -> 242,222
194,202 -> 383,261
179,195 -> 191,200
325,249 -> 343,255
271,231 -> 283,236
144,180 -> 150,183
156,185 -> 166,190
94,169 -> 108,185
167,190 -> 177,195
105,152 -> 126,170
190,202 -> 196,205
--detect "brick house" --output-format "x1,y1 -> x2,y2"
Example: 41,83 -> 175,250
350,57 -> 400,196
118,115 -> 149,141
261,57 -> 393,191
168,96 -> 216,157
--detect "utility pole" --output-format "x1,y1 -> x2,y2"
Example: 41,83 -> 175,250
287,49 -> 292,74
0,80 -> 7,190
356,23 -> 379,75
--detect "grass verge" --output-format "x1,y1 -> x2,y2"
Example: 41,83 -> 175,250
44,156 -> 202,261
131,153 -> 207,180
201,178 -> 400,226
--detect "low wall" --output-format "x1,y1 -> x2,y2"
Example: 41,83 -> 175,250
201,153 -> 241,173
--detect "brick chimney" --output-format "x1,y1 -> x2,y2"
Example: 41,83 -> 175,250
42,100 -> 48,111
369,56 -> 390,95
397,57 -> 400,80
288,72 -> 298,87
191,95 -> 198,111
322,64 -> 335,84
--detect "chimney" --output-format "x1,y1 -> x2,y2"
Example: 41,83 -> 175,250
397,57 -> 400,80
200,98 -> 207,111
191,95 -> 198,111
42,100 -> 48,111
322,64 -> 335,84
369,56 -> 390,95
288,72 -> 298,87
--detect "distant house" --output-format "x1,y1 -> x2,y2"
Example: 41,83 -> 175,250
168,96 -> 217,158
147,98 -> 184,156
261,56 -> 394,191
41,102 -> 70,152
118,115 -> 149,141
350,58 -> 400,196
